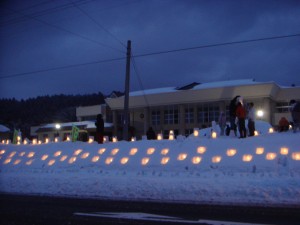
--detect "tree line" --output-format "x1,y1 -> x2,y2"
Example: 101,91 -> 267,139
0,93 -> 106,138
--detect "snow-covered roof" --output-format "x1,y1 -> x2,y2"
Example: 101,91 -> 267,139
42,121 -> 113,129
0,124 -> 10,132
129,87 -> 177,97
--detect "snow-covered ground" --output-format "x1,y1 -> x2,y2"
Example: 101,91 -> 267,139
0,121 -> 300,207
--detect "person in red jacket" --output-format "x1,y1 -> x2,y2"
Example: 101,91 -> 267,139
236,102 -> 247,138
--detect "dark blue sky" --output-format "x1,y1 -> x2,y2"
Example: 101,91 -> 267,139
1,0 -> 300,100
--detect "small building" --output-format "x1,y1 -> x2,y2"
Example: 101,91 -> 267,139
0,124 -> 10,141
34,121 -> 113,142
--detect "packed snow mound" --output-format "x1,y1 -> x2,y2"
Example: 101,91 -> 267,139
0,121 -> 300,206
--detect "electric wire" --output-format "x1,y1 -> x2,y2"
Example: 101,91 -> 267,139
70,0 -> 126,48
4,6 -> 124,53
1,33 -> 299,80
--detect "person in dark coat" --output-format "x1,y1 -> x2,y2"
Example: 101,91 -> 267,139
236,102 -> 247,138
146,127 -> 156,140
229,95 -> 240,136
95,114 -> 104,144
289,99 -> 300,133
247,102 -> 255,136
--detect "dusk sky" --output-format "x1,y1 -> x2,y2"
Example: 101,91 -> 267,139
1,0 -> 300,100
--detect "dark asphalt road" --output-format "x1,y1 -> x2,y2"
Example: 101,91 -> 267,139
0,193 -> 299,225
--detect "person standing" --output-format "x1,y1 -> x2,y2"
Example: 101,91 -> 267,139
218,111 -> 226,136
289,99 -> 300,133
247,102 -> 255,136
236,102 -> 247,138
146,127 -> 156,140
95,114 -> 104,144
229,96 -> 240,136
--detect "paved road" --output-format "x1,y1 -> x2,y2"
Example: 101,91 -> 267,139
0,194 -> 299,225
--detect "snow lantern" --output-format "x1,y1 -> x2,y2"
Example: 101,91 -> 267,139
266,153 -> 277,160
9,151 -> 16,158
105,157 -> 114,165
1,140 -> 4,144
98,148 -> 106,154
54,151 -> 62,157
23,139 -> 28,145
242,154 -> 253,162
292,152 -> 300,161
41,155 -> 49,161
48,159 -> 55,166
27,152 -> 35,158
32,139 -> 37,145
38,140 -> 42,145
73,149 -> 83,156
161,157 -> 170,165
129,148 -> 138,155
81,152 -> 90,159
121,157 -> 129,165
60,155 -> 68,162
161,148 -> 169,155
4,158 -> 11,165
112,136 -> 118,142
197,146 -> 206,154
88,136 -> 94,143
141,157 -> 150,165
169,130 -> 174,140
19,152 -> 25,156
13,159 -> 21,165
45,138 -> 49,144
280,147 -> 289,155
254,131 -> 259,136
111,148 -> 119,156
147,147 -> 155,155
131,137 -> 136,142
103,136 -> 109,143
226,149 -> 237,157
66,136 -> 71,142
193,128 -> 199,137
192,156 -> 202,164
268,128 -> 274,133
68,156 -> 77,164
157,133 -> 163,140
212,156 -> 222,163
0,150 -> 5,155
211,131 -> 217,139
26,159 -> 34,165
256,147 -> 264,155
91,156 -> 100,162
177,153 -> 187,161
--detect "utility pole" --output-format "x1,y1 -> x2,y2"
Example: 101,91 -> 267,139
123,40 -> 131,141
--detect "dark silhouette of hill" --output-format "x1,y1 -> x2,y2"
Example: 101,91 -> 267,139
0,93 -> 105,138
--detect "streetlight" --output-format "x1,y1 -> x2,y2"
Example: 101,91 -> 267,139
256,110 -> 264,118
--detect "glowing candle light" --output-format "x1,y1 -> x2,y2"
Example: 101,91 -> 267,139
4,158 -> 12,164
147,148 -> 155,155
120,157 -> 129,164
292,152 -> 300,161
177,153 -> 187,161
60,155 -> 68,162
256,147 -> 264,155
141,157 -> 150,165
268,128 -> 274,133
68,156 -> 77,164
157,133 -> 163,140
48,159 -> 56,166
45,138 -> 49,144
211,131 -> 217,139
192,156 -> 202,164
161,148 -> 169,155
9,151 -> 16,158
161,157 -> 170,165
73,149 -> 82,156
54,151 -> 62,157
280,147 -> 289,155
1,140 -> 4,144
131,137 -> 136,142
32,139 -> 37,145
91,156 -> 100,162
212,156 -> 222,163
105,157 -> 114,165
112,136 -> 118,142
169,130 -> 174,140
27,152 -> 35,158
111,148 -> 119,155
254,131 -> 259,136
26,159 -> 34,165
88,137 -> 94,143
242,154 -> 253,162
98,148 -> 106,154
54,137 -> 59,143
23,139 -> 28,145
103,136 -> 108,143
19,152 -> 25,157
66,136 -> 70,142
13,159 -> 21,165
38,140 -> 42,145
197,146 -> 206,154
193,128 -> 199,137
41,155 -> 49,161
0,150 -> 5,155
226,149 -> 237,157
129,148 -> 138,155
266,152 -> 277,160
81,152 -> 90,159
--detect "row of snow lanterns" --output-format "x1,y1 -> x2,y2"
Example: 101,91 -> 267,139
1,145 -> 300,167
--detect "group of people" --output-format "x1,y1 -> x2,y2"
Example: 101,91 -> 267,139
218,95 -> 256,138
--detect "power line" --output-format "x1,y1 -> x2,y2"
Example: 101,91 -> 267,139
133,33 -> 300,58
70,0 -> 126,48
1,33 -> 299,80
4,6 -> 124,53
